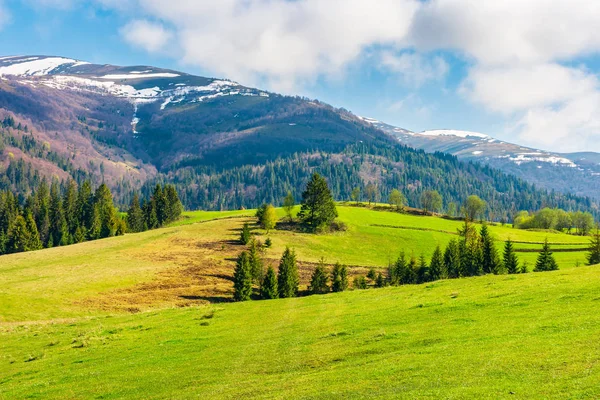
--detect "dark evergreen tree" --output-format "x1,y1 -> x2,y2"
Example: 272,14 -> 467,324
248,239 -> 264,284
24,212 -> 42,251
309,259 -> 330,294
94,183 -> 118,238
297,173 -> 338,232
534,239 -> 559,272
587,228 -> 600,266
429,245 -> 445,281
444,239 -> 461,279
331,262 -> 348,292
375,272 -> 385,288
417,254 -> 430,283
49,181 -> 68,246
7,215 -> 31,253
277,247 -> 299,298
63,180 -> 78,237
503,239 -> 520,274
126,194 -> 145,233
240,222 -> 251,245
480,224 -> 501,274
233,251 -> 253,301
261,266 -> 279,299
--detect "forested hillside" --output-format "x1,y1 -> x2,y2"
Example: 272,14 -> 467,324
146,143 -> 597,222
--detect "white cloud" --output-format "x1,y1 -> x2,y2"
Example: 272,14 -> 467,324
120,20 -> 173,54
115,0 -> 420,91
409,0 -> 600,67
380,51 -> 448,87
408,0 -> 600,151
461,64 -> 599,113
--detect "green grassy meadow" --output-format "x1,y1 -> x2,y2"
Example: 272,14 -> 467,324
1,205 -> 598,398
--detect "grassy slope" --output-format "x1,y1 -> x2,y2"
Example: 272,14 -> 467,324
2,267 -> 600,399
0,206 -> 590,323
1,206 -> 599,398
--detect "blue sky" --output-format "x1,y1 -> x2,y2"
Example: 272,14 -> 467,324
1,0 -> 600,153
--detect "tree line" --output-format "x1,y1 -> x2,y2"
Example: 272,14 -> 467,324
514,208 -> 596,236
0,179 -> 183,256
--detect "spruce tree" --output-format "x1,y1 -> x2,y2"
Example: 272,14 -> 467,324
164,184 -> 183,223
24,212 -> 42,251
503,239 -> 520,274
152,184 -> 167,225
95,183 -> 117,238
417,254 -> 429,283
233,251 -> 253,301
587,228 -> 600,266
375,272 -> 385,288
429,245 -> 445,281
49,181 -> 66,246
63,180 -> 78,237
77,180 -> 93,233
331,262 -> 348,292
7,215 -> 31,253
240,222 -> 251,244
298,173 -> 338,232
309,259 -> 330,294
248,239 -> 264,284
261,266 -> 279,299
480,224 -> 501,274
126,194 -> 145,233
535,239 -> 559,272
444,239 -> 461,279
277,247 -> 299,298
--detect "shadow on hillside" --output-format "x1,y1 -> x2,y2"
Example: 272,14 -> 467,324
207,273 -> 234,282
179,295 -> 232,303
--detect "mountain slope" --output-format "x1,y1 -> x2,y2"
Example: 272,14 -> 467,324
364,118 -> 600,200
0,55 -> 597,217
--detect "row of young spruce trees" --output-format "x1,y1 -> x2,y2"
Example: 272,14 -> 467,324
233,173 -> 600,301
0,179 -> 182,255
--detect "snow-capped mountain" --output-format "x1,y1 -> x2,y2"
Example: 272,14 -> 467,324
0,55 -> 271,135
361,117 -> 600,200
0,55 -> 390,186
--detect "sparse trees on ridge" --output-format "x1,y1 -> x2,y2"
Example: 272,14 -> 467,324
421,190 -> 443,214
388,189 -> 406,211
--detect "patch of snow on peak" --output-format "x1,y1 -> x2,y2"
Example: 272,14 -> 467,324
509,153 -> 577,168
98,73 -> 180,79
359,116 -> 380,124
472,151 -> 483,155
419,129 -> 489,139
0,57 -> 81,76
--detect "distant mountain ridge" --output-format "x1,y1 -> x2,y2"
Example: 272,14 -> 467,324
361,117 -> 600,200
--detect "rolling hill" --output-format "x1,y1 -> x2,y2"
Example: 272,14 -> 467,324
1,206 -> 599,398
